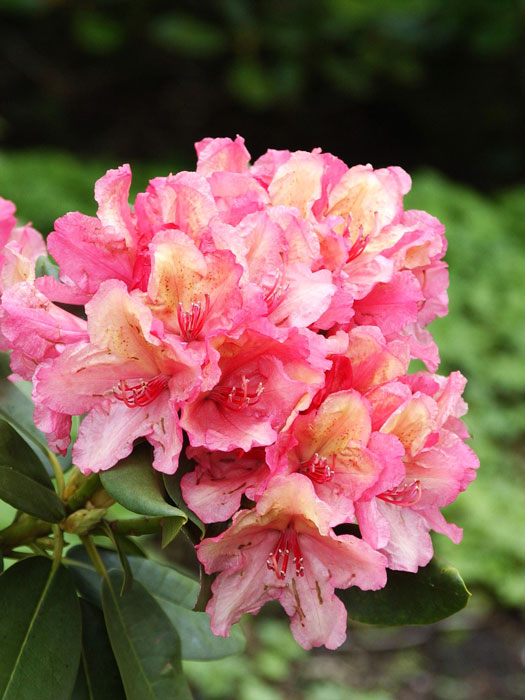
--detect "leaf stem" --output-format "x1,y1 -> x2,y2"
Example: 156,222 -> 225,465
51,524 -> 64,574
80,534 -> 110,585
0,514 -> 52,550
194,566 -> 214,613
46,448 -> 65,499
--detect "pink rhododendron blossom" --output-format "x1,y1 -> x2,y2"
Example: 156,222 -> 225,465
355,370 -> 479,571
0,137 -> 479,650
197,474 -> 387,649
0,198 -> 46,294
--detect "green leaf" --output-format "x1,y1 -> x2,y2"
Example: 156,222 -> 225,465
0,557 -> 81,700
161,516 -> 185,548
0,379 -> 49,454
102,570 -> 193,700
340,558 -> 471,626
100,444 -> 188,519
0,420 -> 65,522
76,599 -> 126,700
100,521 -> 133,595
159,601 -> 245,661
34,254 -> 60,280
163,466 -> 205,538
67,547 -> 245,660
67,546 -> 199,610
0,419 -> 53,489
0,353 -> 11,380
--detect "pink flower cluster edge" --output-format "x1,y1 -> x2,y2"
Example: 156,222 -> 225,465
0,136 -> 479,649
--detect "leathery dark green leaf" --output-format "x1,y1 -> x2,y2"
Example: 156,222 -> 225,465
101,570 -> 193,700
76,599 -> 126,700
340,558 -> 471,626
100,443 -> 188,519
67,547 -> 245,659
0,419 -> 65,522
0,557 -> 81,700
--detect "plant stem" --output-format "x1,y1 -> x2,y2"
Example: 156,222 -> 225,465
80,534 -> 110,585
51,524 -> 64,574
0,514 -> 52,550
46,448 -> 65,499
65,471 -> 101,511
194,567 -> 214,613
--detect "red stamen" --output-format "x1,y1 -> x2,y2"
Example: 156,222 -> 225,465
113,374 -> 169,408
346,225 -> 370,262
266,527 -> 304,580
177,294 -> 210,342
263,267 -> 289,313
377,480 -> 421,507
299,453 -> 335,484
210,375 -> 264,411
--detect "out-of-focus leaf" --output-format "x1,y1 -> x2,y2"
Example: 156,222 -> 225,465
100,444 -> 187,520
0,557 -> 81,700
150,13 -> 226,56
0,352 -> 11,379
101,570 -> 193,700
0,419 -> 65,522
76,599 -> 126,700
34,254 -> 60,280
340,558 -> 471,626
160,600 -> 245,661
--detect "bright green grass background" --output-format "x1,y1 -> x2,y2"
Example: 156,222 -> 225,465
1,149 -> 524,609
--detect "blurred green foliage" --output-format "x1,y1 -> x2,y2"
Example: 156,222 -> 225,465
406,174 -> 525,607
0,0 -> 523,187
1,147 -> 523,608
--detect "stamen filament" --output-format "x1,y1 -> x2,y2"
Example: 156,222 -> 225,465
299,453 -> 335,484
177,294 -> 210,342
377,480 -> 421,507
210,375 -> 264,411
113,374 -> 169,407
266,527 -> 304,580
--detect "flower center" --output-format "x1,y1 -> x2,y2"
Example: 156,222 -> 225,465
177,294 -> 210,342
266,527 -> 304,580
299,453 -> 335,484
210,375 -> 264,410
113,374 -> 169,407
377,479 -> 421,507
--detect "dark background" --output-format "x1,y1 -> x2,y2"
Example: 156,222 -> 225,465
1,0 -> 524,188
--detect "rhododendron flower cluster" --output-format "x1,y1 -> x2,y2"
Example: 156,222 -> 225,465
0,137 -> 478,650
